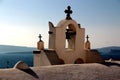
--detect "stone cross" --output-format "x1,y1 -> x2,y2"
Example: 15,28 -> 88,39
86,35 -> 89,41
64,6 -> 72,20
38,34 -> 42,41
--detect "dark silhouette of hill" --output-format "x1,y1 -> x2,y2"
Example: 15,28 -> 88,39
97,46 -> 120,53
0,45 -> 36,53
0,45 -> 120,54
97,46 -> 120,60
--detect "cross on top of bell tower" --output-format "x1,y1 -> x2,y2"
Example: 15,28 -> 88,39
64,6 -> 73,20
38,34 -> 42,41
86,35 -> 89,41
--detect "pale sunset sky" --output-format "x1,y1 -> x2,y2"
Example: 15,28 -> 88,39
0,0 -> 120,48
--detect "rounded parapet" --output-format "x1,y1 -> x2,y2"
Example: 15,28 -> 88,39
14,61 -> 29,70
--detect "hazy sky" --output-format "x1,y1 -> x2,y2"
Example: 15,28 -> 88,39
0,0 -> 120,48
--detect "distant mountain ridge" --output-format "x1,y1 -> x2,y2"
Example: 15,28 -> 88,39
97,46 -> 120,53
0,45 -> 36,53
0,45 -> 120,54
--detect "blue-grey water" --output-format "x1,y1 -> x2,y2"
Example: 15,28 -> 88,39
0,53 -> 33,69
101,54 -> 120,60
0,52 -> 120,69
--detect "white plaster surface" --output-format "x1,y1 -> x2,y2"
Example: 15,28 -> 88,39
14,61 -> 29,69
34,51 -> 51,67
0,61 -> 120,80
49,19 -> 85,64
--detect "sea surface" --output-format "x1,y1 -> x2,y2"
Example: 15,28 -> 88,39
0,52 -> 120,69
0,53 -> 33,69
101,54 -> 120,60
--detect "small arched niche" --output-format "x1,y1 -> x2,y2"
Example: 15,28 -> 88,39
74,58 -> 84,64
65,24 -> 76,51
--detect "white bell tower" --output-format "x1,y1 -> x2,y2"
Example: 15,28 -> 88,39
48,6 -> 85,63
33,6 -> 104,66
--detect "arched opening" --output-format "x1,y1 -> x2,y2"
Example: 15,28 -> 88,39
65,26 -> 69,49
65,24 -> 76,50
74,58 -> 84,64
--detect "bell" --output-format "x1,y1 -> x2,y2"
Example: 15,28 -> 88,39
66,34 -> 71,39
66,29 -> 71,39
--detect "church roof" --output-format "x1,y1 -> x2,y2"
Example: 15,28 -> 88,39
0,62 -> 120,80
